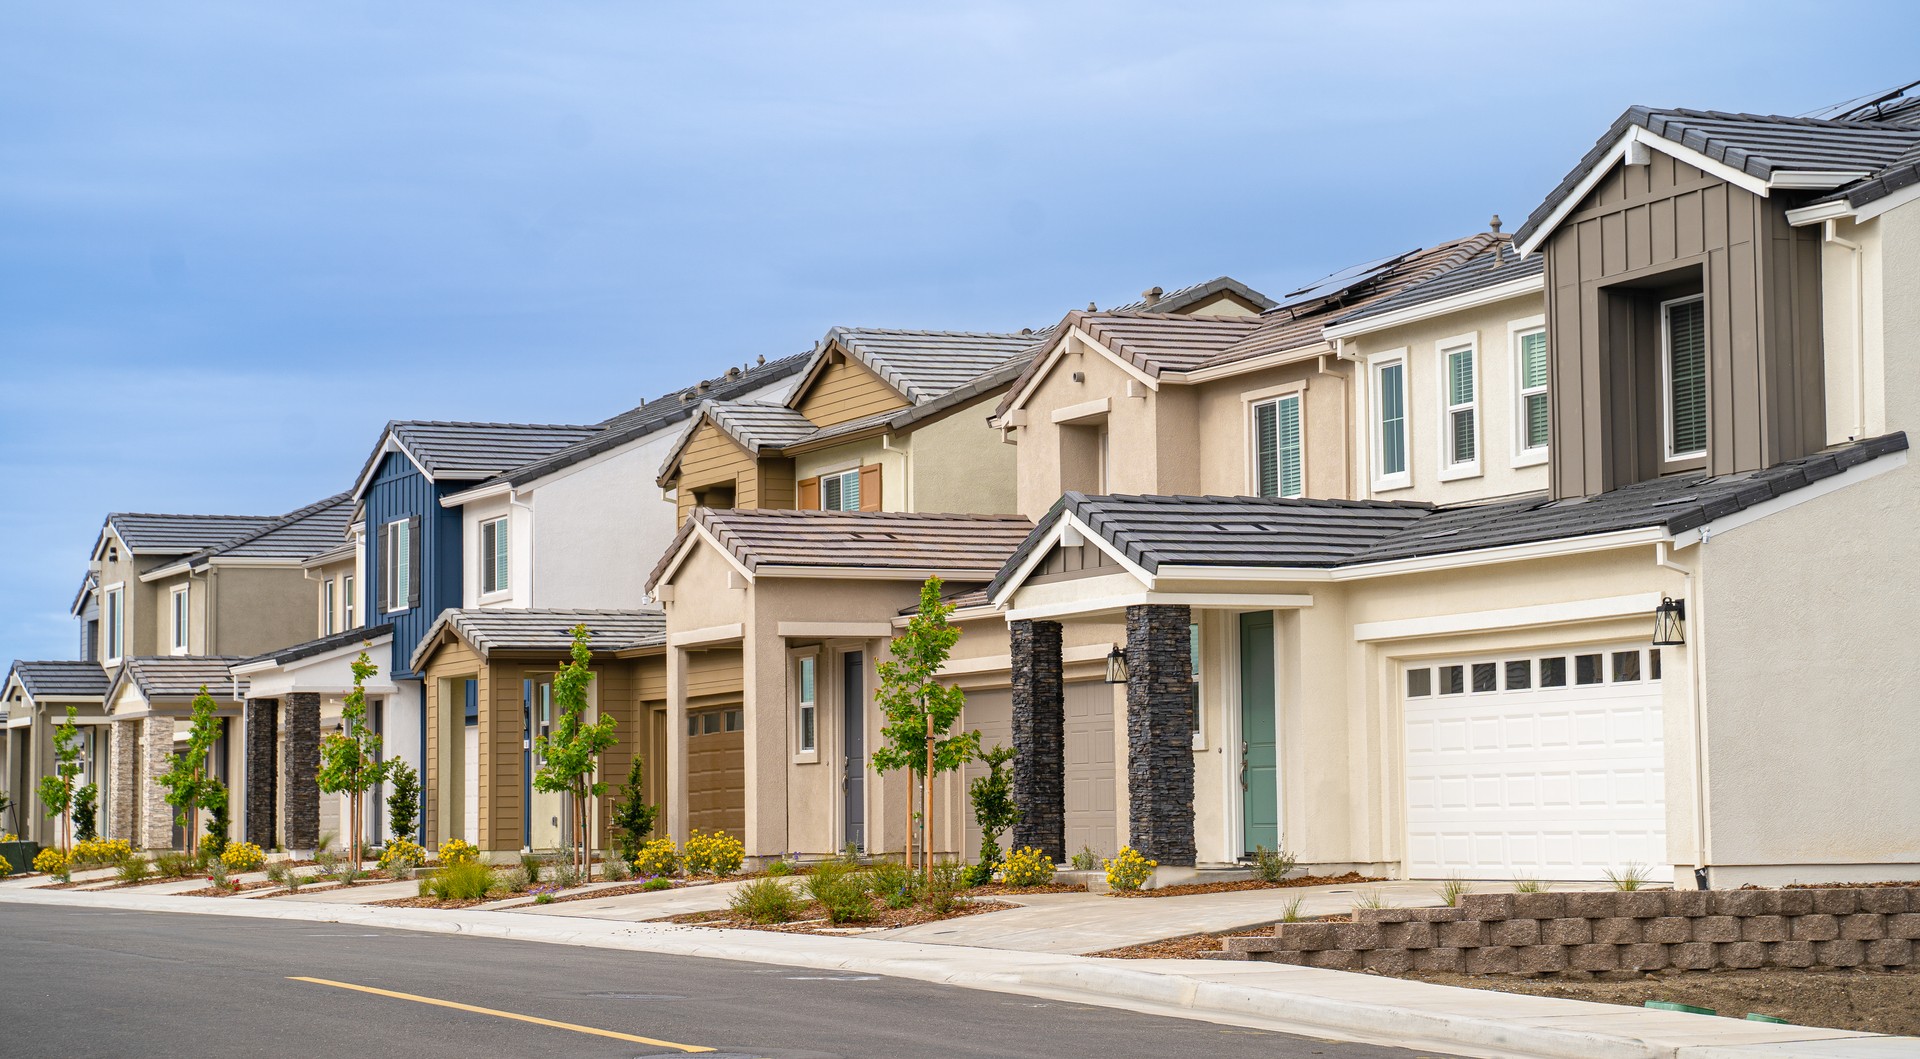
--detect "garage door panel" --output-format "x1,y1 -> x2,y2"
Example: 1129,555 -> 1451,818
1064,680 -> 1116,859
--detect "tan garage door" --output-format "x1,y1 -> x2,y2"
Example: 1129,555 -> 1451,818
960,689 -> 1012,863
687,705 -> 745,840
1065,680 -> 1118,861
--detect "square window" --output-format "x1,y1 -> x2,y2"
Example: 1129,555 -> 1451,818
1612,651 -> 1641,682
1540,657 -> 1567,687
702,712 -> 721,735
725,709 -> 743,732
1471,662 -> 1497,693
1439,665 -> 1464,695
821,468 -> 862,511
1505,660 -> 1532,690
1649,648 -> 1662,681
1405,668 -> 1431,698
1575,654 -> 1603,685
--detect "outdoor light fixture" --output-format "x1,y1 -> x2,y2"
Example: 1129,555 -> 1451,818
1652,596 -> 1687,646
1105,645 -> 1129,684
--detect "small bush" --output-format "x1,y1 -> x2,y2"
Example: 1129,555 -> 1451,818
498,866 -> 533,893
806,861 -> 873,924
264,862 -> 292,888
34,847 -> 71,880
1002,846 -> 1056,888
730,878 -> 802,924
317,830 -> 336,852
601,857 -> 631,882
221,841 -> 267,874
423,861 -> 495,901
553,863 -> 584,889
923,861 -> 968,915
72,837 -> 134,867
640,876 -> 672,892
207,858 -> 232,890
534,892 -> 555,905
154,851 -> 195,879
867,861 -> 919,909
116,855 -> 152,884
1251,845 -> 1297,884
1353,887 -> 1390,910
0,853 -> 10,876
1605,863 -> 1650,891
1069,845 -> 1101,872
1513,876 -> 1543,894
437,838 -> 480,866
763,859 -> 794,877
1103,847 -> 1155,892
684,829 -> 744,876
199,835 -> 226,867
1434,874 -> 1469,907
633,837 -> 679,877
378,838 -> 427,875
520,853 -> 544,884
961,863 -> 993,888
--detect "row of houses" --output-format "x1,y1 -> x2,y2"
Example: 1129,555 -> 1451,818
6,80 -> 1917,888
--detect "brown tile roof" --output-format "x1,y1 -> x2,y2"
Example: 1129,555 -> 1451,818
410,609 -> 665,672
650,509 -> 1033,591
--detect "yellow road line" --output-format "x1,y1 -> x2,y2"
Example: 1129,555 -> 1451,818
287,976 -> 714,1053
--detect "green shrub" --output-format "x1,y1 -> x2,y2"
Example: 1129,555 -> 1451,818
116,855 -> 152,884
640,876 -> 672,892
1281,896 -> 1305,923
520,854 -> 544,884
967,743 -> 1020,870
923,861 -> 968,914
206,858 -> 231,890
534,892 -> 555,905
764,859 -> 794,877
1605,863 -> 1650,891
554,863 -> 584,889
633,837 -> 679,877
1102,847 -> 1155,892
805,861 -> 873,924
1001,846 -> 1055,887
499,866 -> 532,893
684,829 -> 744,876
867,861 -> 919,909
602,857 -> 631,882
961,863 -> 993,888
1069,845 -> 1101,872
423,861 -> 496,902
729,878 -> 801,924
1251,844 -> 1297,884
154,851 -> 195,879
72,783 -> 99,843
1512,876 -> 1544,894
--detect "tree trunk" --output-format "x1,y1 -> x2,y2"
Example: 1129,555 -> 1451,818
924,712 -> 935,884
904,770 -> 914,870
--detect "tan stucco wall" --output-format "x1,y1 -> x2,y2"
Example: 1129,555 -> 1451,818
1192,360 -> 1352,500
905,395 -> 1018,515
1010,339 -> 1169,519
202,566 -> 323,657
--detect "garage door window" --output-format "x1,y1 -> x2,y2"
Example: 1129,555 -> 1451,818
1405,648 -> 1658,698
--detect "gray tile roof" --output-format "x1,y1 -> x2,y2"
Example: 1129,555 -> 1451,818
820,327 -> 1042,406
411,609 -> 665,672
1111,276 -> 1278,314
1330,241 -> 1543,328
706,401 -> 821,453
1515,107 -> 1920,247
6,660 -> 110,700
171,492 -> 353,568
990,434 -> 1907,593
235,623 -> 394,670
389,421 -> 603,481
115,657 -> 249,702
652,509 -> 1033,592
105,512 -> 278,554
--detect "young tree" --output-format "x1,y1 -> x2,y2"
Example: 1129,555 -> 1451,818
317,652 -> 392,869
968,744 -> 1020,870
533,625 -> 618,880
608,754 -> 658,868
157,689 -> 222,857
386,758 -> 421,843
72,784 -> 99,843
202,779 -> 229,856
36,705 -> 84,853
872,577 -> 976,880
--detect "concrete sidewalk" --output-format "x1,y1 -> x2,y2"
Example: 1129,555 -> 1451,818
5,886 -> 1908,1059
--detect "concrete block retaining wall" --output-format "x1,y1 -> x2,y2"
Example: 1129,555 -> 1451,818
1227,888 -> 1920,974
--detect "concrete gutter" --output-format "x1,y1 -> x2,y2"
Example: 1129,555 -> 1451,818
3,887 -> 1905,1059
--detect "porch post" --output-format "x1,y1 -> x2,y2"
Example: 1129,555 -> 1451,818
1125,605 -> 1195,867
139,715 -> 176,850
282,692 -> 321,853
243,697 -> 279,849
1009,619 -> 1065,862
108,719 -> 138,843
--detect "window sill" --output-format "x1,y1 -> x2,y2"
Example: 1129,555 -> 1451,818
792,752 -> 820,765
1372,476 -> 1413,495
1437,463 -> 1482,483
1511,449 -> 1549,469
477,590 -> 511,606
169,647 -> 189,657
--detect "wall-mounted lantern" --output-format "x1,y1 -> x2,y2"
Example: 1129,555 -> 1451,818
1104,646 -> 1129,684
1652,596 -> 1687,647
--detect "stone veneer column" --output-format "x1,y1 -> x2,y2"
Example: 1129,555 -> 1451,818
139,715 -> 177,849
243,698 -> 279,849
1125,605 -> 1195,867
1008,619 -> 1065,861
108,719 -> 138,842
283,693 -> 321,852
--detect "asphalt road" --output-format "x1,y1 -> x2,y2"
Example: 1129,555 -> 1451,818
0,904 -> 1459,1059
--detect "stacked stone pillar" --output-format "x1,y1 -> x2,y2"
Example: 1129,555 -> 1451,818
244,698 -> 279,848
1124,605 -> 1195,867
108,719 -> 138,843
1008,619 -> 1065,862
138,715 -> 176,849
283,692 -> 321,852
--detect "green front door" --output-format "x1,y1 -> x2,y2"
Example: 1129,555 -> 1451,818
1238,611 -> 1279,854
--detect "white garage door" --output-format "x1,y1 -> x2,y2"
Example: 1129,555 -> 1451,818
1403,644 -> 1669,883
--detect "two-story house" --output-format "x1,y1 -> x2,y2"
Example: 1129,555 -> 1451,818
983,87 -> 1918,889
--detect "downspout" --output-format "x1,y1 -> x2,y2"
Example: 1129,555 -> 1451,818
1656,538 -> 1711,888
1824,220 -> 1866,440
509,488 -> 535,606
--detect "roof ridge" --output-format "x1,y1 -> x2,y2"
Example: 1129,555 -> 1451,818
108,511 -> 273,521
833,326 -> 1036,338
395,420 -> 603,431
1650,105 -> 1920,132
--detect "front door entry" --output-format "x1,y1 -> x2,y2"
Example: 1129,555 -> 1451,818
1239,611 -> 1279,854
843,651 -> 866,853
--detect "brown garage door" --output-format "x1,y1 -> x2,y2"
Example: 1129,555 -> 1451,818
687,705 -> 744,840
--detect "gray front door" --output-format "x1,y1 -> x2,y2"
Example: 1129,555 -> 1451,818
843,651 -> 865,853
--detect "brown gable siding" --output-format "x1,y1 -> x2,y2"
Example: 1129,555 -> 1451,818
796,353 -> 911,427
674,419 -> 761,523
1545,150 -> 1824,498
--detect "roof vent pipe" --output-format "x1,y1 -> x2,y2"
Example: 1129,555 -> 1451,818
1141,286 -> 1164,306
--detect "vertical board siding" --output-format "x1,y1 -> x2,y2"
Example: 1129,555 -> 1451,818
364,452 -> 462,681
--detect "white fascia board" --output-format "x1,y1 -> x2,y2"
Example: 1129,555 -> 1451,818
754,566 -> 988,582
1321,274 -> 1546,341
652,522 -> 755,592
137,562 -> 190,583
203,556 -> 303,569
1517,127 -> 1774,257
1004,591 -> 1314,624
986,509 -> 1158,610
1852,180 -> 1920,225
441,479 -> 513,508
1784,199 -> 1856,227
1669,449 -> 1906,548
999,327 -> 1158,422
669,622 -> 744,648
1162,343 -> 1329,385
350,432 -> 433,502
1770,170 -> 1870,189
1152,526 -> 1669,584
1352,592 -> 1660,642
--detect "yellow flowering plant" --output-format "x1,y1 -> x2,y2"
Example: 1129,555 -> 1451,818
1000,846 -> 1056,887
0,853 -> 10,876
682,829 -> 744,876
220,841 -> 267,873
632,836 -> 679,877
379,838 -> 427,874
71,837 -> 134,867
438,838 -> 480,866
34,847 -> 71,880
1103,846 -> 1157,892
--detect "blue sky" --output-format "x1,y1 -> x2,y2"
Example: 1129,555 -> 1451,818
2,2 -> 1915,660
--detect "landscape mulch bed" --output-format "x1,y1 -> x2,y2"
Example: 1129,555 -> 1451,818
1407,967 -> 1920,1037
967,882 -> 1087,896
520,880 -> 695,905
665,897 -> 1016,934
371,894 -> 495,910
1107,871 -> 1382,899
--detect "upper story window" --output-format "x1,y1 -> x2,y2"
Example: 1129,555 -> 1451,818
379,517 -> 417,614
343,574 -> 356,630
170,585 -> 189,654
1373,356 -> 1409,489
1441,339 -> 1479,477
1514,326 -> 1549,459
1662,295 -> 1708,459
480,516 -> 509,596
795,654 -> 817,755
322,578 -> 336,635
103,585 -> 124,663
1252,394 -> 1304,499
822,469 -> 860,512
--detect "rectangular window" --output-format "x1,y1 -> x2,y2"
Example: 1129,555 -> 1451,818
170,586 -> 189,653
1575,653 -> 1603,685
1443,343 -> 1477,470
1376,359 -> 1408,483
480,516 -> 509,596
104,586 -> 124,662
1612,650 -> 1641,683
821,468 -> 861,512
1438,665 -> 1464,695
1471,662 -> 1497,693
1649,648 -> 1662,681
1515,328 -> 1549,455
1540,656 -> 1567,687
384,518 -> 411,614
323,579 -> 336,635
796,655 -> 817,754
343,574 -> 355,629
1252,394 -> 1304,498
1663,295 -> 1707,458
1505,659 -> 1532,690
1405,668 -> 1431,698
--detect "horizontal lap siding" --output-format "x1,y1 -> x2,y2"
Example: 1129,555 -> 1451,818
796,355 -> 910,428
422,638 -> 482,845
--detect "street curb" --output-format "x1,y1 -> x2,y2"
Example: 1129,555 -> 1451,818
2,887 -> 1898,1059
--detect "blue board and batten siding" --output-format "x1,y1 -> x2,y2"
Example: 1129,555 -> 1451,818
362,451 -> 463,682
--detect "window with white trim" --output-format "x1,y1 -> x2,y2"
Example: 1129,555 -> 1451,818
480,516 -> 509,596
1662,295 -> 1707,459
796,654 -> 818,755
383,518 -> 411,614
1252,394 -> 1304,499
323,579 -> 336,635
1514,327 -> 1549,457
1374,358 -> 1409,485
170,585 -> 189,653
1442,341 -> 1478,472
821,469 -> 860,512
343,574 -> 356,630
104,585 -> 125,663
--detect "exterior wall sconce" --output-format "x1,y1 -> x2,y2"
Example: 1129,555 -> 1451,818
1652,596 -> 1687,646
1105,646 -> 1129,684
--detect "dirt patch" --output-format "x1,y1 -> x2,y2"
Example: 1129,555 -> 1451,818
1108,871 -> 1382,898
1092,927 -> 1280,960
665,897 -> 1015,934
371,894 -> 495,910
1406,968 -> 1920,1037
519,881 -> 693,905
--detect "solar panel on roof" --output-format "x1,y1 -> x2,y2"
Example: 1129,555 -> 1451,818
1275,251 -> 1413,306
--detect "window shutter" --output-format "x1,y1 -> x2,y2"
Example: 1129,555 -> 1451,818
858,464 -> 882,511
1668,299 -> 1708,455
797,476 -> 820,510
407,515 -> 422,608
480,519 -> 495,594
376,522 -> 390,613
493,518 -> 508,595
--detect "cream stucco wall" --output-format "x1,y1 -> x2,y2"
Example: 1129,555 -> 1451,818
789,395 -> 1019,517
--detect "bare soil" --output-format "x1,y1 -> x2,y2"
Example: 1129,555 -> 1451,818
1092,927 -> 1280,960
530,881 -> 689,905
968,882 -> 1087,896
1408,968 -> 1920,1037
1109,871 -> 1382,899
371,894 -> 495,910
666,897 -> 1016,934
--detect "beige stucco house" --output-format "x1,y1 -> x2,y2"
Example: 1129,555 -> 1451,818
2,661 -> 112,845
